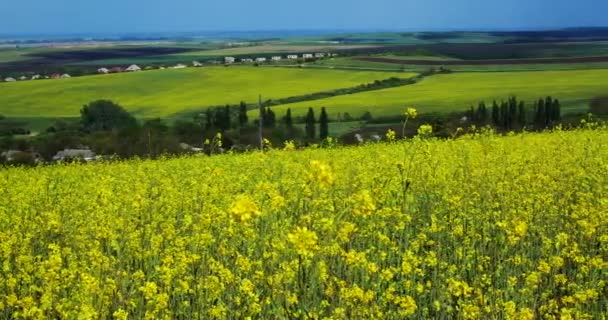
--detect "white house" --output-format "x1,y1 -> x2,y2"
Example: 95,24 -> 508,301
240,58 -> 254,63
302,53 -> 314,59
4,77 -> 16,82
192,61 -> 203,67
52,149 -> 96,162
60,74 -> 71,78
314,53 -> 326,58
287,55 -> 298,59
171,64 -> 187,69
97,67 -> 109,74
224,57 -> 236,64
125,64 -> 141,72
271,56 -> 282,61
255,57 -> 267,62
31,74 -> 41,80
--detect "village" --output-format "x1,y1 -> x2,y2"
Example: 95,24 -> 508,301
1,52 -> 336,83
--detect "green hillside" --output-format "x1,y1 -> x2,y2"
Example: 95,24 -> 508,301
269,69 -> 608,118
0,66 -> 407,118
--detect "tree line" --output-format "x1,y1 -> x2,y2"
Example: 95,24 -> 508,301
467,96 -> 562,130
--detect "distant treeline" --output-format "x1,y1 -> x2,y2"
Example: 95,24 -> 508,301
467,96 -> 561,130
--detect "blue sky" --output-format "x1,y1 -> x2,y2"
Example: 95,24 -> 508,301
4,0 -> 607,34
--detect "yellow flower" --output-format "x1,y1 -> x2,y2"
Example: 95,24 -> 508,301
230,195 -> 261,223
417,124 -> 433,137
405,107 -> 418,119
287,227 -> 319,258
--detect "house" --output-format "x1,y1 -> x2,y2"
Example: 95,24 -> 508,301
224,57 -> 236,64
97,67 -> 109,74
19,76 -> 28,81
31,74 -> 41,80
271,56 -> 282,61
240,58 -> 253,63
255,57 -> 267,62
192,61 -> 203,67
171,64 -> 187,69
4,77 -> 16,82
302,53 -> 314,59
60,74 -> 71,79
50,74 -> 61,79
314,53 -> 326,58
287,55 -> 298,59
1,150 -> 41,163
52,149 -> 96,162
125,64 -> 141,72
110,67 -> 124,73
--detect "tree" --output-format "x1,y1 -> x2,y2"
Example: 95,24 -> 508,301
263,107 -> 276,128
284,108 -> 293,128
319,107 -> 329,140
491,101 -> 500,127
80,100 -> 136,131
205,109 -> 214,130
518,101 -> 526,127
238,101 -> 248,127
305,108 -> 316,139
535,98 -> 546,128
553,99 -> 561,122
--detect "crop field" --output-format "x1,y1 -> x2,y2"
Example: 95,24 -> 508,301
0,67 -> 407,118
1,127 -> 607,318
270,69 -> 608,118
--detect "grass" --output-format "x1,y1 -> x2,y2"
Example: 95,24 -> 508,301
0,66 -> 407,119
268,69 -> 608,118
314,56 -> 608,72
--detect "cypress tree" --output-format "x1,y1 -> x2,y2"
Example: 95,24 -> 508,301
518,101 -> 526,127
284,108 -> 293,128
238,101 -> 248,127
491,101 -> 500,127
479,101 -> 488,124
536,99 -> 546,128
553,99 -> 561,122
224,105 -> 231,130
508,97 -> 517,130
305,107 -> 316,139
267,108 -> 276,128
500,101 -> 509,129
319,107 -> 329,140
205,108 -> 214,130
544,96 -> 554,126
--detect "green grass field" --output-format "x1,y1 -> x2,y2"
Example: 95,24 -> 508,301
268,69 -> 608,118
0,66 -> 407,119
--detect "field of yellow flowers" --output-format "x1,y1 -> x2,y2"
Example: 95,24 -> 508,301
1,127 -> 607,319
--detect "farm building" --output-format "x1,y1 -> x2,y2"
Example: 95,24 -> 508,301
125,65 -> 141,72
110,67 -> 124,73
52,149 -> 96,162
60,74 -> 71,79
97,67 -> 109,74
192,61 -> 203,67
315,53 -> 326,58
3,77 -> 16,82
31,75 -> 41,80
302,53 -> 314,59
255,57 -> 267,62
287,55 -> 298,59
19,76 -> 27,81
50,74 -> 61,79
271,56 -> 282,61
171,64 -> 187,69
240,58 -> 254,63
224,57 -> 236,64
